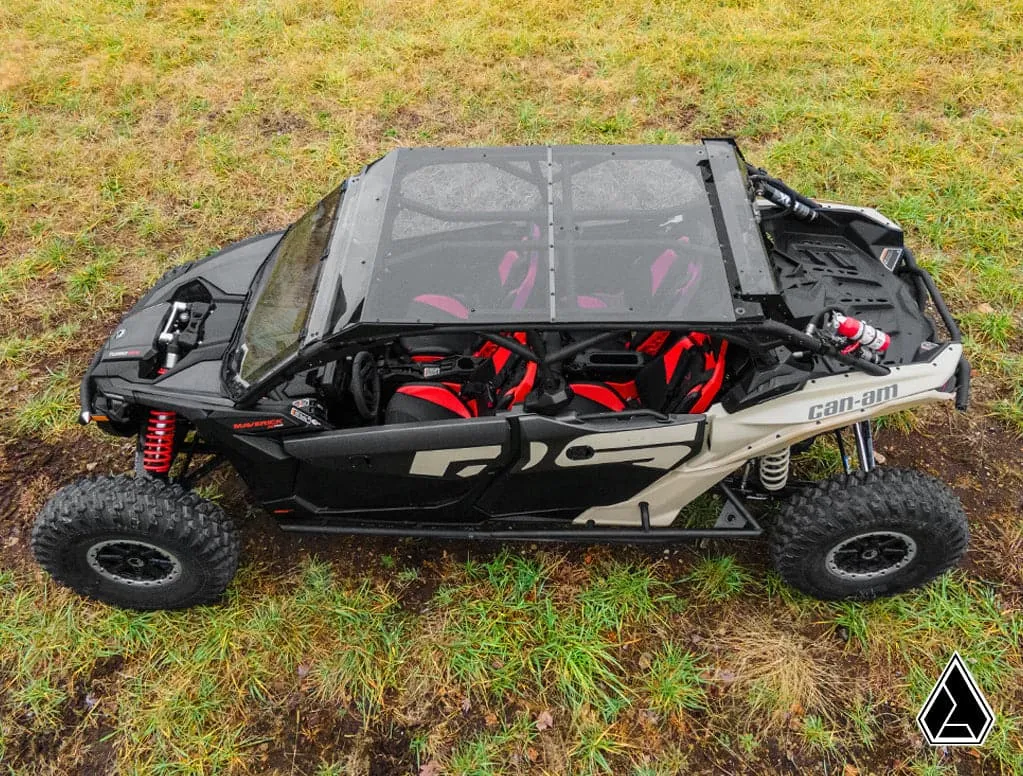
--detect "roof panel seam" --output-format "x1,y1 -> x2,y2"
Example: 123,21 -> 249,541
546,146 -> 556,322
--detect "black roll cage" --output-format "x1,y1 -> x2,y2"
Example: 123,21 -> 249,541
229,316 -> 898,410
226,243 -> 968,409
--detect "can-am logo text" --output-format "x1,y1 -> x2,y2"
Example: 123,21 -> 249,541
808,385 -> 898,420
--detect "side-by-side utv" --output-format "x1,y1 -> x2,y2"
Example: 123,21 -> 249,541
33,139 -> 971,609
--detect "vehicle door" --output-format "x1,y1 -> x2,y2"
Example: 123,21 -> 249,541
281,416 -> 513,519
476,410 -> 706,518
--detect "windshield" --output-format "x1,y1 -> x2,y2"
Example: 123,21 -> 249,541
235,185 -> 343,383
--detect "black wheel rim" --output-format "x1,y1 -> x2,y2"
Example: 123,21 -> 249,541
86,540 -> 182,587
825,531 -> 917,581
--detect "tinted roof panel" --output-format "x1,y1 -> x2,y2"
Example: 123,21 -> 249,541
550,146 -> 731,323
360,148 -> 551,325
344,145 -> 746,327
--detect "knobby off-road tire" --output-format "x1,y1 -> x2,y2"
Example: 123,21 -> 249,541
32,474 -> 239,610
770,467 -> 968,600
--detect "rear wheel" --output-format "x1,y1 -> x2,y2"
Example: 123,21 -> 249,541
770,468 -> 968,600
32,474 -> 239,610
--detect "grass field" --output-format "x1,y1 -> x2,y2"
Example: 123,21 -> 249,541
2,0 -> 1022,773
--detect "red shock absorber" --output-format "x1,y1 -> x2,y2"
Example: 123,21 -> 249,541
142,409 -> 177,474
141,367 -> 176,475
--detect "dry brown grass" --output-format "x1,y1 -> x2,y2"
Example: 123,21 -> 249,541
715,614 -> 846,729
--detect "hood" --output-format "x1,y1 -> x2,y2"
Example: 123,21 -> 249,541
86,232 -> 282,412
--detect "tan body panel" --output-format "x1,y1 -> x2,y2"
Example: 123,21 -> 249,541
575,345 -> 962,526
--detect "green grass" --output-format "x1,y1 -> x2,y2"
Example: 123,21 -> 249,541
2,0 -> 1023,772
0,323 -> 79,368
683,555 -> 751,602
642,642 -> 708,717
11,676 -> 68,730
846,696 -> 878,749
2,551 -> 1022,772
300,570 -> 407,713
443,714 -> 537,776
801,715 -> 838,756
795,435 -> 847,479
569,710 -> 634,776
424,554 -> 661,714
11,371 -> 77,438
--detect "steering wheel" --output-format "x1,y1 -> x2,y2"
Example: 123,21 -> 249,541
350,351 -> 381,421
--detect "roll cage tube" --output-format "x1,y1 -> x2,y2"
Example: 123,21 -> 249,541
900,248 -> 961,343
479,330 -> 621,366
900,246 -> 970,411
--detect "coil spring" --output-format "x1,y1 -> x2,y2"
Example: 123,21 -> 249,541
142,409 -> 177,474
758,447 -> 791,492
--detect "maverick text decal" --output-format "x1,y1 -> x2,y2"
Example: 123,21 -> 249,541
808,385 -> 898,420
232,417 -> 286,431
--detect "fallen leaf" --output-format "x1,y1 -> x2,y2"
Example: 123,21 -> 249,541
536,710 -> 554,731
976,303 -> 995,314
419,761 -> 443,776
461,697 -> 471,713
638,651 -> 654,670
843,764 -> 860,776
484,712 -> 498,727
526,747 -> 538,761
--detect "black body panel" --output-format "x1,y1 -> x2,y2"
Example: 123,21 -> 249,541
764,208 -> 936,365
135,232 -> 282,307
272,411 -> 706,522
83,233 -> 279,424
281,417 -> 512,515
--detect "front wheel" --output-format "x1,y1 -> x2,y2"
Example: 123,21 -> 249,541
32,474 -> 239,610
770,468 -> 968,600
